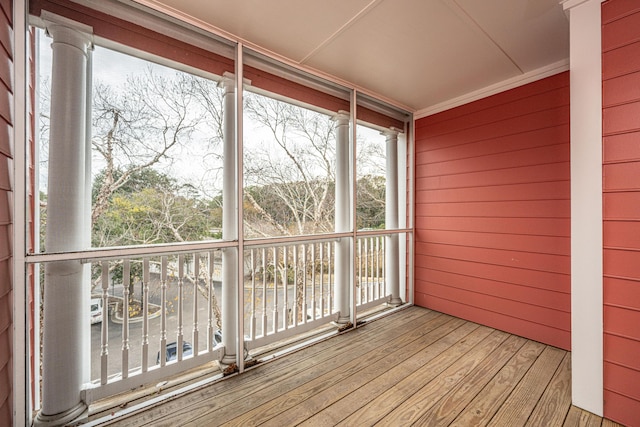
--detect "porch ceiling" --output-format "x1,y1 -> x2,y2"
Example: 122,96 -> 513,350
132,0 -> 569,113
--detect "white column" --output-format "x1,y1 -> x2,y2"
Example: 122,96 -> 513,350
562,0 -> 604,416
384,129 -> 402,306
219,76 -> 238,364
334,111 -> 351,323
35,18 -> 92,427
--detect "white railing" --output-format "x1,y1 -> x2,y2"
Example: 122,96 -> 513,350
355,235 -> 389,311
30,232 -> 397,405
243,239 -> 339,350
85,250 -> 226,402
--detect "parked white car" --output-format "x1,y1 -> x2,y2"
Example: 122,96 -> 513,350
90,298 -> 103,324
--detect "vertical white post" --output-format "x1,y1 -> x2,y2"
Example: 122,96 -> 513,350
562,0 -> 604,416
35,17 -> 93,427
219,75 -> 238,364
384,129 -> 402,306
12,0 -> 28,423
334,111 -> 351,323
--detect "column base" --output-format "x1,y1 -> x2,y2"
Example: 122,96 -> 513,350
388,297 -> 403,307
220,343 -> 250,365
33,401 -> 88,427
335,314 -> 351,324
220,353 -> 237,365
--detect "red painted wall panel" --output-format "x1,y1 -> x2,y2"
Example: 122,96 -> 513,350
414,72 -> 570,350
603,1 -> 640,424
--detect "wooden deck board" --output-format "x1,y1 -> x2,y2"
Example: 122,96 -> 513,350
525,352 -> 572,426
98,306 -> 623,427
122,305 -> 432,427
253,316 -> 468,427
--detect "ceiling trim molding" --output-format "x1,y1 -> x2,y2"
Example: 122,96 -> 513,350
414,58 -> 569,119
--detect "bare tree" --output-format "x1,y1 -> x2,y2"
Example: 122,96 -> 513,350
243,93 -> 337,322
91,69 -> 206,224
244,93 -> 336,237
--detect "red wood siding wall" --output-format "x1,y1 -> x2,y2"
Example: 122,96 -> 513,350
602,1 -> 640,425
414,72 -> 571,350
0,0 -> 11,424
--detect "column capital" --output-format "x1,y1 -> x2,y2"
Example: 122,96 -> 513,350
381,127 -> 400,138
332,110 -> 350,125
218,71 -> 251,92
42,11 -> 93,54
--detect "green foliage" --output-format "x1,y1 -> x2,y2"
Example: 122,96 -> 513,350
92,167 -> 222,248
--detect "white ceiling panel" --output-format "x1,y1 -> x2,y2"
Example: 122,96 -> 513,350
139,0 -> 374,62
455,0 -> 569,72
134,0 -> 570,112
302,0 -> 523,110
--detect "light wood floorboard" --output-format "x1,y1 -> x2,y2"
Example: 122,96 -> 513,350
98,306 -> 623,427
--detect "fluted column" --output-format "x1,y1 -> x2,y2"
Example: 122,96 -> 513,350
333,111 -> 351,323
35,18 -> 92,427
384,129 -> 402,306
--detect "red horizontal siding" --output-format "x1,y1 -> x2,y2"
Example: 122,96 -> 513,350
415,255 -> 569,293
602,7 -> 640,51
604,162 -> 640,191
603,101 -> 640,134
604,277 -> 640,311
604,221 -> 640,249
604,192 -> 640,219
603,71 -> 640,107
602,4 -> 640,423
417,216 -> 570,237
417,162 -> 570,191
414,72 -> 570,350
416,72 -> 570,129
414,292 -> 569,349
602,40 -> 640,80
604,248 -> 640,280
416,199 -> 570,219
604,334 -> 640,373
416,268 -> 569,312
604,132 -> 640,163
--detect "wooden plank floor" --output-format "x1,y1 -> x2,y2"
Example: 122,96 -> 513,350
99,306 -> 622,427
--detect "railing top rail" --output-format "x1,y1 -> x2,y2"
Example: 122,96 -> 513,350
26,228 -> 413,264
25,239 -> 236,264
356,228 -> 412,238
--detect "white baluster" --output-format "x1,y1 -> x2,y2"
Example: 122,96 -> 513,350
328,243 -> 333,314
283,246 -> 289,330
250,249 -> 256,340
177,255 -> 184,361
192,254 -> 199,355
272,247 -> 278,334
122,260 -> 130,376
262,248 -> 267,337
311,244 -> 316,320
142,258 -> 150,372
293,245 -> 298,327
319,243 -> 325,317
100,261 -> 109,385
160,257 -> 167,367
207,253 -> 214,351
